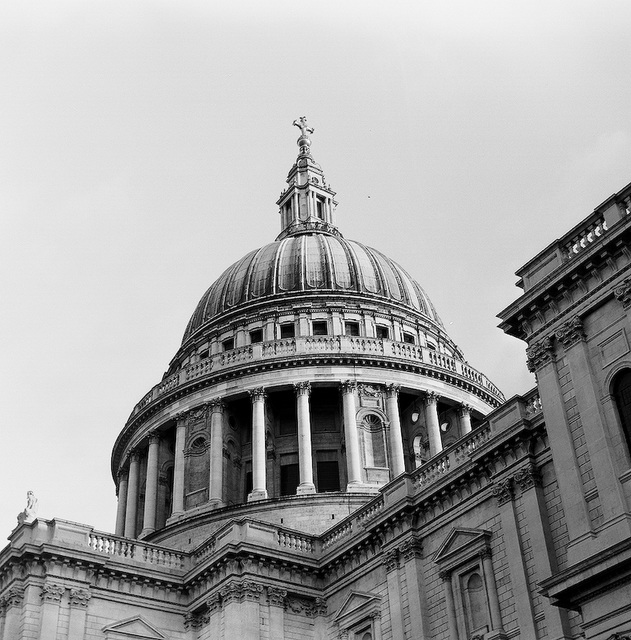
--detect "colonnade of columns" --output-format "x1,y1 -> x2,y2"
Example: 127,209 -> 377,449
115,385 -> 475,538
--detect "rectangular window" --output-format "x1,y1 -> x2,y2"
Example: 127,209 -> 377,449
244,469 -> 253,502
316,460 -> 340,492
403,332 -> 416,344
376,325 -> 389,339
313,321 -> 328,335
280,463 -> 300,496
280,323 -> 295,338
345,321 -> 360,336
222,338 -> 234,351
249,329 -> 263,344
316,196 -> 325,219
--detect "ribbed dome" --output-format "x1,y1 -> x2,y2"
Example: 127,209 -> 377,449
183,231 -> 443,342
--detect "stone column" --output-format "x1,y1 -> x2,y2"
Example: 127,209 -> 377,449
382,550 -> 405,640
341,381 -> 362,488
385,384 -> 405,477
556,317 -> 629,536
440,572 -> 459,640
124,450 -> 140,538
67,588 -> 91,640
424,392 -> 442,457
209,401 -> 225,505
526,337 -> 591,548
2,587 -> 23,640
399,537 -> 429,639
295,382 -> 315,494
459,404 -> 472,435
513,464 -> 572,639
267,586 -> 287,640
114,468 -> 128,537
490,479 -> 532,637
206,593 -> 221,640
249,388 -> 268,501
39,582 -> 65,640
479,548 -> 504,635
172,414 -> 187,516
140,433 -> 160,537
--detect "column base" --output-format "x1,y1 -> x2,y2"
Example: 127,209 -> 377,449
138,528 -> 156,539
208,498 -> 225,509
296,483 -> 316,495
248,489 -> 269,502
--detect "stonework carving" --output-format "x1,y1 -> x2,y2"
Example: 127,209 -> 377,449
2,586 -> 23,609
248,387 -> 267,402
606,633 -> 631,640
339,630 -> 350,640
399,536 -> 423,561
69,588 -> 91,608
206,593 -> 221,613
17,490 -> 39,525
424,391 -> 439,405
438,570 -> 451,582
513,463 -> 542,491
555,316 -> 586,348
184,612 -> 202,630
220,580 -> 263,604
526,336 -> 555,372
614,277 -> 631,309
267,586 -> 287,607
491,478 -> 514,505
340,380 -> 357,394
382,549 -> 399,572
458,403 -> 472,417
308,597 -> 327,617
208,399 -> 225,413
385,383 -> 400,398
41,583 -> 65,603
294,381 -> 311,395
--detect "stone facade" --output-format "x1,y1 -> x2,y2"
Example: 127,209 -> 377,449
2,126 -> 631,639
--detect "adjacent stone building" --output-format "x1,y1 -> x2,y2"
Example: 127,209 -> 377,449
1,121 -> 630,640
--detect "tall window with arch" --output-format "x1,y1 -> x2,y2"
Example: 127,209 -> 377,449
613,369 -> 631,454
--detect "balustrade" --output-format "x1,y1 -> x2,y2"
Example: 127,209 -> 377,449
88,532 -> 185,568
129,336 -> 503,419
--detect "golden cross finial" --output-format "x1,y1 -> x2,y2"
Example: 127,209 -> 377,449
293,116 -> 314,137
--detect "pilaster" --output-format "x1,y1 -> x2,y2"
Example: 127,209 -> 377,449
382,549 -> 405,640
398,536 -> 429,640
67,588 -> 91,640
2,586 -> 23,640
39,582 -> 65,640
267,586 -> 287,640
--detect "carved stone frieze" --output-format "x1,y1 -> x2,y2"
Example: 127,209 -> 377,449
513,463 -> 542,491
41,582 -> 65,603
69,588 -> 91,608
526,336 -> 555,372
614,278 -> 631,309
555,316 -> 586,349
491,478 -> 514,505
382,549 -> 399,572
267,586 -> 287,607
308,597 -> 327,617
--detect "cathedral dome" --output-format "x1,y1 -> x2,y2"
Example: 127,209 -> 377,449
182,232 -> 443,342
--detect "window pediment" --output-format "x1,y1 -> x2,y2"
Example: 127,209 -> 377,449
433,527 -> 491,572
102,616 -> 166,639
334,591 -> 380,629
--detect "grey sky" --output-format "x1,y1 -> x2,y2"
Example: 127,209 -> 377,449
2,0 -> 631,539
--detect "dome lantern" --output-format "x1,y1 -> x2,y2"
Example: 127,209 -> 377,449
276,117 -> 339,240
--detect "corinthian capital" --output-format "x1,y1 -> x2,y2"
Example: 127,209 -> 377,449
294,381 -> 311,396
526,336 -> 555,372
614,277 -> 631,309
555,316 -> 585,349
248,387 -> 267,402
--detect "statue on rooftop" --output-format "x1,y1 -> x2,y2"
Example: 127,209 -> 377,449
17,490 -> 38,525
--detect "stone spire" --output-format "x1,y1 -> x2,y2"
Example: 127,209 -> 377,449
276,117 -> 339,240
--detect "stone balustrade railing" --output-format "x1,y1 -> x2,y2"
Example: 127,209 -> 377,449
128,336 -> 504,419
563,216 -> 608,260
88,532 -> 186,568
277,529 -> 316,553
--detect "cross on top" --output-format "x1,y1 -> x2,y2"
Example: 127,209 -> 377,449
293,116 -> 314,137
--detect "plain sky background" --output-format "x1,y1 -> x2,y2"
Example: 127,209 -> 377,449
2,0 -> 631,542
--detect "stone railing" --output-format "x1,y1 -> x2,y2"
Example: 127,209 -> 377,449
277,529 -> 316,553
563,215 -> 608,260
128,337 -> 504,419
88,532 -> 186,569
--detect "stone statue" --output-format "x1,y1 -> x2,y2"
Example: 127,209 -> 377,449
17,490 -> 38,524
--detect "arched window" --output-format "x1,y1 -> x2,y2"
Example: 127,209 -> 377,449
464,572 -> 488,633
613,369 -> 631,453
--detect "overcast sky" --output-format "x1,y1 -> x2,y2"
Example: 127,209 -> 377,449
2,0 -> 631,541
